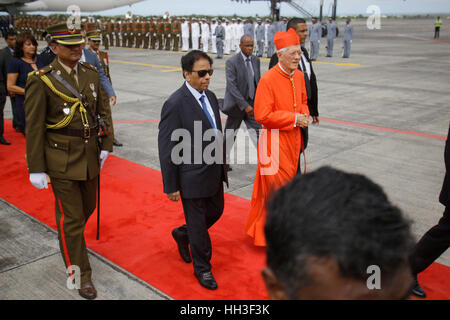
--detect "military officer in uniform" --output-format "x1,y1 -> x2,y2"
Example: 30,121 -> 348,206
121,19 -> 128,47
135,18 -> 143,49
127,19 -> 135,48
164,18 -> 172,50
150,18 -> 157,49
115,19 -> 121,47
101,19 -> 109,50
24,23 -> 114,299
156,18 -> 164,50
143,18 -> 150,49
171,17 -> 181,52
86,29 -> 122,147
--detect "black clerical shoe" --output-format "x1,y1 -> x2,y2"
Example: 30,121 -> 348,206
411,278 -> 426,299
195,271 -> 218,290
172,228 -> 191,263
0,136 -> 11,145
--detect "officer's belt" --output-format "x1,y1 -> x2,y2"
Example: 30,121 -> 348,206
47,126 -> 98,139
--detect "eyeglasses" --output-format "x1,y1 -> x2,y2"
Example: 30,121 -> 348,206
191,69 -> 214,77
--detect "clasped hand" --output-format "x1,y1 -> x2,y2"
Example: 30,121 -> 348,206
296,113 -> 309,128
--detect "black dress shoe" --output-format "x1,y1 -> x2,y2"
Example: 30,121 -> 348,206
411,279 -> 426,299
195,271 -> 217,290
0,137 -> 11,145
113,139 -> 123,147
225,164 -> 232,172
171,228 -> 191,263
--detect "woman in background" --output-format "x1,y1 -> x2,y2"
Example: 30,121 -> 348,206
7,33 -> 43,134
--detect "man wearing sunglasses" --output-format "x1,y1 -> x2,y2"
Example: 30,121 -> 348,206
158,50 -> 228,290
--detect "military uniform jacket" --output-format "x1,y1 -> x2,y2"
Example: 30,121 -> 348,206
25,59 -> 114,181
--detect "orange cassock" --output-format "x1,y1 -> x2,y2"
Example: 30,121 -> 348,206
245,64 -> 309,246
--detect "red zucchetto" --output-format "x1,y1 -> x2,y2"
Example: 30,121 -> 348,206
274,28 -> 300,51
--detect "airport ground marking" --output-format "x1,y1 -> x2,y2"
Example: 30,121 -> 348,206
113,118 -> 446,141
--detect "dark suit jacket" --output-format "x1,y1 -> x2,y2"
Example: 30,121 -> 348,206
158,82 -> 228,199
440,123 -> 450,207
0,46 -> 14,95
38,46 -> 56,69
269,46 -> 319,117
222,52 -> 261,117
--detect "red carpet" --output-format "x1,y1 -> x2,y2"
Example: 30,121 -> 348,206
1,120 -> 449,300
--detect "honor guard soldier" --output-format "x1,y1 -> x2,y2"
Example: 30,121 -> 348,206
24,23 -> 114,300
157,18 -> 164,50
143,18 -> 150,49
135,18 -> 143,48
121,19 -> 127,47
107,19 -> 114,48
115,19 -> 121,47
127,19 -> 135,48
101,19 -> 109,50
171,17 -> 181,51
164,18 -> 172,50
150,18 -> 157,49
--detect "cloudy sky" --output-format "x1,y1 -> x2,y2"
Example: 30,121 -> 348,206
95,0 -> 450,17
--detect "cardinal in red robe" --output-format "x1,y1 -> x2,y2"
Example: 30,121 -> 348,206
245,28 -> 310,246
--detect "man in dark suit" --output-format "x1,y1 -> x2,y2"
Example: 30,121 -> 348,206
0,30 -> 16,144
222,34 -> 262,170
158,50 -> 228,290
38,32 -> 57,67
269,18 -> 319,126
411,123 -> 450,298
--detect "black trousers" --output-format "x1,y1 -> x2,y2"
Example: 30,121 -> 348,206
410,206 -> 450,275
434,27 -> 440,39
178,185 -> 224,274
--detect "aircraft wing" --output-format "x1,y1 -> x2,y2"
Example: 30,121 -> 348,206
0,0 -> 30,4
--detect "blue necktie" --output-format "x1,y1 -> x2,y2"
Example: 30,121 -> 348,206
199,95 -> 216,129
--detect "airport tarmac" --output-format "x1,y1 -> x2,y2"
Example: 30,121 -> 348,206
1,17 -> 449,300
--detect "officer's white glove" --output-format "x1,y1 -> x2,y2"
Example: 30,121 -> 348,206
29,172 -> 48,189
100,150 -> 109,169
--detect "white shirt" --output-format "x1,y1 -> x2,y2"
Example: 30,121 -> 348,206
241,52 -> 254,75
185,81 -> 217,130
181,21 -> 189,37
191,22 -> 200,37
299,54 -> 311,79
201,23 -> 210,38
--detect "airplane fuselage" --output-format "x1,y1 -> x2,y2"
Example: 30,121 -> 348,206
17,0 -> 143,12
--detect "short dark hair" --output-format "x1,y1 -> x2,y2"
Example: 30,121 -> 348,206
4,30 -> 16,40
181,50 -> 213,77
14,33 -> 38,59
287,18 -> 306,31
265,166 -> 414,299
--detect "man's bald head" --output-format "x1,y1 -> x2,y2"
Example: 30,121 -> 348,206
240,34 -> 253,45
240,34 -> 254,57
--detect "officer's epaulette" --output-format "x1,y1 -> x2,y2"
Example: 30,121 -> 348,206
28,65 -> 52,78
79,61 -> 98,72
